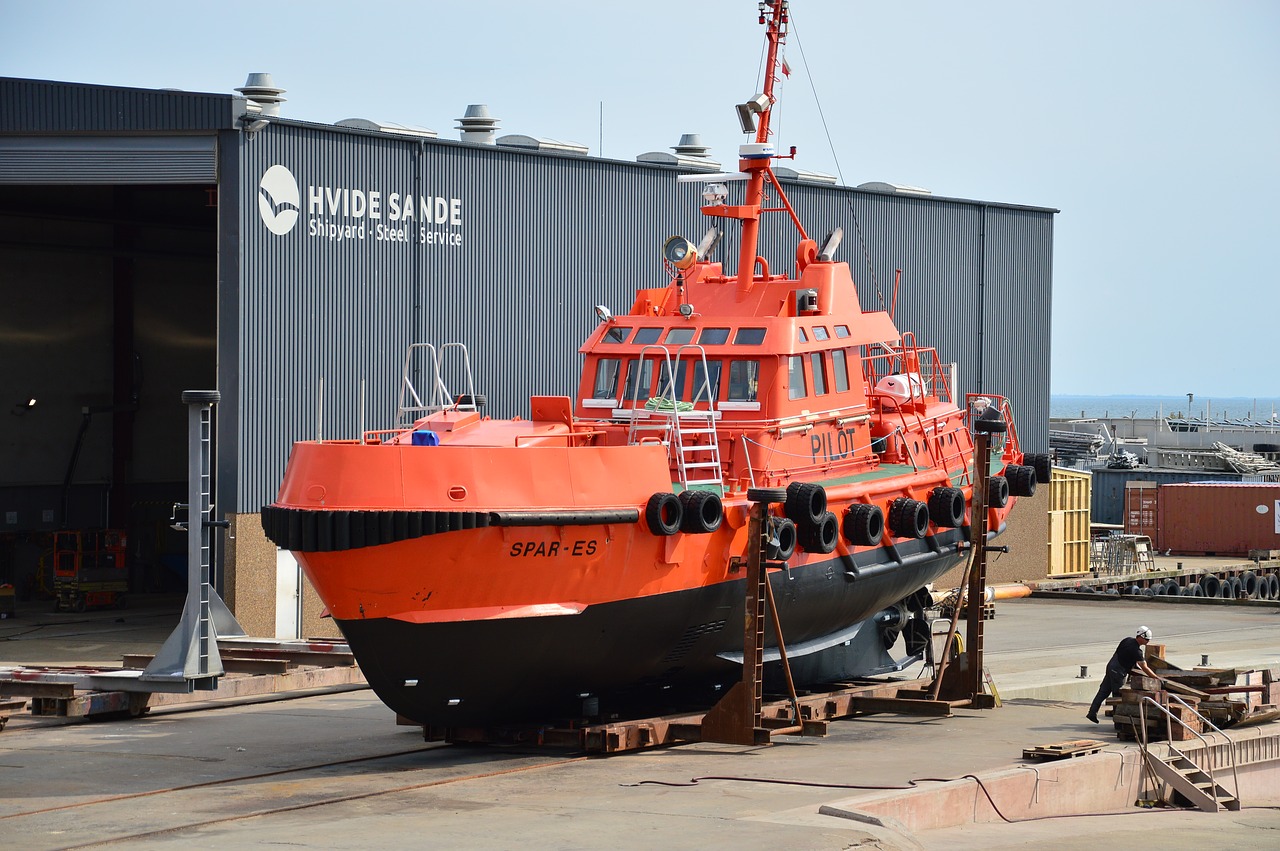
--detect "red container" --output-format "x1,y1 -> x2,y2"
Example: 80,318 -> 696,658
1124,481 -> 1159,540
1156,483 -> 1280,557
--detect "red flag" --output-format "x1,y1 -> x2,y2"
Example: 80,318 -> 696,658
780,56 -> 791,78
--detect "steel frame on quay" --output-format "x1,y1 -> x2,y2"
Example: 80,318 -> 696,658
1032,561 -> 1280,601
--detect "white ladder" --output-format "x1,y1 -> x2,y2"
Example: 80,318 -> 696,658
672,409 -> 724,494
624,344 -> 724,494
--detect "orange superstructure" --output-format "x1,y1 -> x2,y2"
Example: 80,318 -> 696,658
262,1 -> 1046,728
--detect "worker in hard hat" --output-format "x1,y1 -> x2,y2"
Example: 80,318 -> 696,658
1086,626 -> 1159,723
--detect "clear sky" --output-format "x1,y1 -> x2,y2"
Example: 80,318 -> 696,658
3,1 -> 1277,396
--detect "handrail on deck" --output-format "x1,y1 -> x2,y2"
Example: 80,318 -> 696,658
1138,695 -> 1241,809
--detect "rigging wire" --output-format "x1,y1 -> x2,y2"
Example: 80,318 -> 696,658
788,14 -> 887,313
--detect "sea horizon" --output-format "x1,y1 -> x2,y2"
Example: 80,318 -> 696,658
1051,394 -> 1280,421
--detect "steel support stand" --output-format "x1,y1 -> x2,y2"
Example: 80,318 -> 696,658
930,409 -> 1002,706
702,489 -> 795,745
964,430 -> 993,703
142,390 -> 244,691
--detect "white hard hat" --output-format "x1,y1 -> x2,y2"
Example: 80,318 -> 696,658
1137,626 -> 1153,640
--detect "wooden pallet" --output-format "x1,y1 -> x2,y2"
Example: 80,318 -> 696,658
1022,739 -> 1107,760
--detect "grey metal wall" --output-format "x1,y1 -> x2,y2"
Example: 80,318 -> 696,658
236,123 -> 1053,511
0,77 -> 235,133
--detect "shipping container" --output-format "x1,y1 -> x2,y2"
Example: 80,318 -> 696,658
1089,467 -> 1269,525
1157,483 -> 1280,557
1124,480 -> 1159,540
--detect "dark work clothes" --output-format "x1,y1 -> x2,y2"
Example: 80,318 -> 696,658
1088,636 -> 1146,719
1112,636 -> 1145,674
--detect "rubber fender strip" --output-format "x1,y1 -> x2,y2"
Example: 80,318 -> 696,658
260,506 -> 495,551
489,509 -> 641,527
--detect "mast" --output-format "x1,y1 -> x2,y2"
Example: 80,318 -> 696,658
731,1 -> 805,294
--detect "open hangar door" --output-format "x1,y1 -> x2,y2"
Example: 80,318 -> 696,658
0,180 -> 218,613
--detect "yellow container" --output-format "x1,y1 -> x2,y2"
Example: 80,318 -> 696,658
1047,467 -> 1091,576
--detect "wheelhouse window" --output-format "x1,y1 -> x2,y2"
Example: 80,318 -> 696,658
788,355 -> 807,400
812,326 -> 829,341
664,328 -> 696,345
834,325 -> 850,339
622,359 -> 654,400
657,359 -> 688,399
810,352 -> 828,396
593,358 -> 622,398
692,360 -> 722,403
603,326 -> 631,344
699,327 -> 730,346
797,327 -> 808,342
734,328 -> 766,345
633,327 -> 662,345
832,349 -> 850,393
727,360 -> 759,402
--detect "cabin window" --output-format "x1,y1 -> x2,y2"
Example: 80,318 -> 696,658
734,328 -> 766,345
788,355 -> 807,400
622,359 -> 654,400
812,326 -> 829,341
665,327 -> 696,345
727,360 -> 759,402
834,325 -> 850,339
593,358 -> 622,398
797,327 -> 808,342
657,360 -> 688,399
832,350 -> 850,393
603,326 -> 631,344
810,352 -> 828,396
692,360 -> 722,403
700,327 -> 730,346
633,327 -> 662,345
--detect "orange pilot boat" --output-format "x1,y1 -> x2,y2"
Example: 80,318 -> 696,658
262,0 -> 1047,728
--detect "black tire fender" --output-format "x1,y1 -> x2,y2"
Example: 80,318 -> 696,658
987,476 -> 1010,509
785,482 -> 827,526
767,516 -> 797,560
842,503 -> 884,547
1024,452 -> 1053,484
927,487 -> 965,528
644,492 -> 682,536
1005,465 -> 1037,498
888,497 -> 929,539
748,487 -> 788,504
678,490 -> 723,534
800,511 -> 839,554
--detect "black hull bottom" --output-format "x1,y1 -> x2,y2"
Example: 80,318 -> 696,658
338,537 -> 966,727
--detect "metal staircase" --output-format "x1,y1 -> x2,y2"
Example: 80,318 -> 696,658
1146,747 -> 1241,812
1139,695 -> 1241,812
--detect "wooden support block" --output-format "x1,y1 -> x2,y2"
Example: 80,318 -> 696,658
1128,675 -> 1161,692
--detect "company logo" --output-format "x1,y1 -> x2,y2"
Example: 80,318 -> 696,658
258,165 -> 300,235
255,163 -> 465,249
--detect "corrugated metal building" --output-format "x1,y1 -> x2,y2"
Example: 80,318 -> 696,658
0,76 -> 1055,631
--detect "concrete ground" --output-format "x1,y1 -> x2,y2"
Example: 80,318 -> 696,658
2,593 -> 1279,849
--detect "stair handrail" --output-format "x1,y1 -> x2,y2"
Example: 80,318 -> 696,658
1168,694 -> 1241,806
1138,695 -> 1239,810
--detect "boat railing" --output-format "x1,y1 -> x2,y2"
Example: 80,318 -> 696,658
396,342 -> 481,427
964,392 -> 1023,457
625,344 -> 725,492
862,340 -> 953,407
